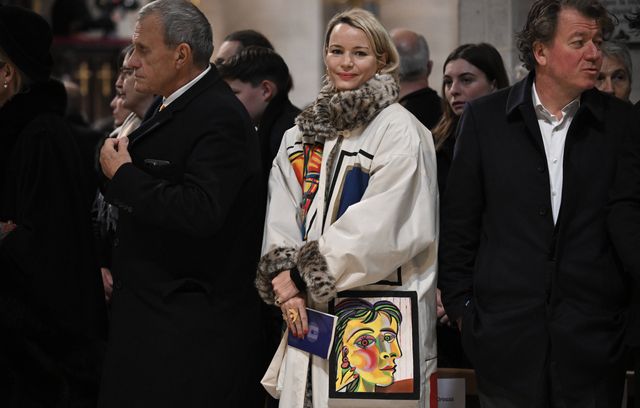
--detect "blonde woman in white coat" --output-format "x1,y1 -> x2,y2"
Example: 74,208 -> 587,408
255,8 -> 439,408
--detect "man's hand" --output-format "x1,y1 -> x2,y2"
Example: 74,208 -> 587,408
0,221 -> 16,241
100,137 -> 131,179
101,267 -> 113,303
436,288 -> 451,326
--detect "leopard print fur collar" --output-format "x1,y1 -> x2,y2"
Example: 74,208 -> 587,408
295,73 -> 399,144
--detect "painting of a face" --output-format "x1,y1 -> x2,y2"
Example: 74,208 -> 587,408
330,293 -> 419,400
343,312 -> 402,390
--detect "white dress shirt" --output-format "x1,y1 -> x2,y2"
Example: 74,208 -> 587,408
161,64 -> 211,108
532,82 -> 580,224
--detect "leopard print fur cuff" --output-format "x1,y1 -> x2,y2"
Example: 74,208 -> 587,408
255,241 -> 336,305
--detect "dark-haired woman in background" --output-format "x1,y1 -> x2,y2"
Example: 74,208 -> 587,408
432,43 -> 509,195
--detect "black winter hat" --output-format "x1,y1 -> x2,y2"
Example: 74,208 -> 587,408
0,5 -> 53,83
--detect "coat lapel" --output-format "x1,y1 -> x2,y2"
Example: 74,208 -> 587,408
128,64 -> 223,147
554,89 -> 604,231
506,72 -> 546,155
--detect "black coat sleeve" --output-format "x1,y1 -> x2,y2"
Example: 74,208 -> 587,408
438,104 -> 485,321
608,118 -> 640,282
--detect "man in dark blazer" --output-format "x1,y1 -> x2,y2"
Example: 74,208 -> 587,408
439,0 -> 630,406
97,1 -> 265,406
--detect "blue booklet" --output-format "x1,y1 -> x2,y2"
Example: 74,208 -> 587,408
287,308 -> 337,359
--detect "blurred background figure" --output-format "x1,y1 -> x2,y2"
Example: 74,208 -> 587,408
51,0 -> 139,36
114,44 -> 153,138
92,44 -> 154,305
432,42 -> 509,194
596,41 -> 632,103
94,45 -> 133,136
0,5 -> 106,407
214,28 -> 274,65
391,28 -> 442,130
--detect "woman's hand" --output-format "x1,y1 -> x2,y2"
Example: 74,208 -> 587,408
272,270 -> 300,306
281,295 -> 308,339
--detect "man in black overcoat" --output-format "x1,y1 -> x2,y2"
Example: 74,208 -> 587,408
439,0 -> 630,406
97,1 -> 265,406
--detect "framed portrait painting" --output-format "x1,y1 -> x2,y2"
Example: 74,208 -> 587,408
328,291 -> 420,401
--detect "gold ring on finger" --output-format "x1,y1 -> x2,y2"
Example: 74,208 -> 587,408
288,308 -> 298,323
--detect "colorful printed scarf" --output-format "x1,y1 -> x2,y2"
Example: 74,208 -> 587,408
292,73 -> 399,237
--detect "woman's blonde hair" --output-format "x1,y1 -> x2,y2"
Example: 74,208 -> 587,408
324,8 -> 399,79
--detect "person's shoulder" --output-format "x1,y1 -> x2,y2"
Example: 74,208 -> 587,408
185,72 -> 251,122
368,103 -> 431,152
581,88 -> 635,123
375,102 -> 421,125
404,86 -> 440,103
470,85 -> 511,110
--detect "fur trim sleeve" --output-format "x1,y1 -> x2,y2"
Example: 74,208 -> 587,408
255,246 -> 297,305
255,241 -> 336,305
297,241 -> 336,304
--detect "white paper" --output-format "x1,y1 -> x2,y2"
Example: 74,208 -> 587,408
437,378 -> 465,408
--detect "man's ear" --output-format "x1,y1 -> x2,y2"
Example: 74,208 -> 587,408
427,60 -> 433,77
175,43 -> 192,69
533,41 -> 547,67
261,79 -> 277,102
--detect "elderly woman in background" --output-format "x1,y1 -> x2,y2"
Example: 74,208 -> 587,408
596,41 -> 632,103
255,8 -> 438,407
0,5 -> 106,407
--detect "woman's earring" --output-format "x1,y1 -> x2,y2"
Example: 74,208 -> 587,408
3,82 -> 7,89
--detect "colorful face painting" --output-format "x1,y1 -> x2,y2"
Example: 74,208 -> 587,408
329,291 -> 420,401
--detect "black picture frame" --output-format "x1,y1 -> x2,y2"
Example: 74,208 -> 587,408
328,290 -> 420,401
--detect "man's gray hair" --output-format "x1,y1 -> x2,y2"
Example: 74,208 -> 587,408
396,34 -> 430,82
139,0 -> 213,68
601,41 -> 633,83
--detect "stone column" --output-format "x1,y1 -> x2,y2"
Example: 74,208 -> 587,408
379,0 -> 459,97
459,0 -> 534,83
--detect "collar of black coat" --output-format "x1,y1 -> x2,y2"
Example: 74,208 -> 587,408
126,64 -> 221,146
506,70 -> 604,123
259,91 -> 297,131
